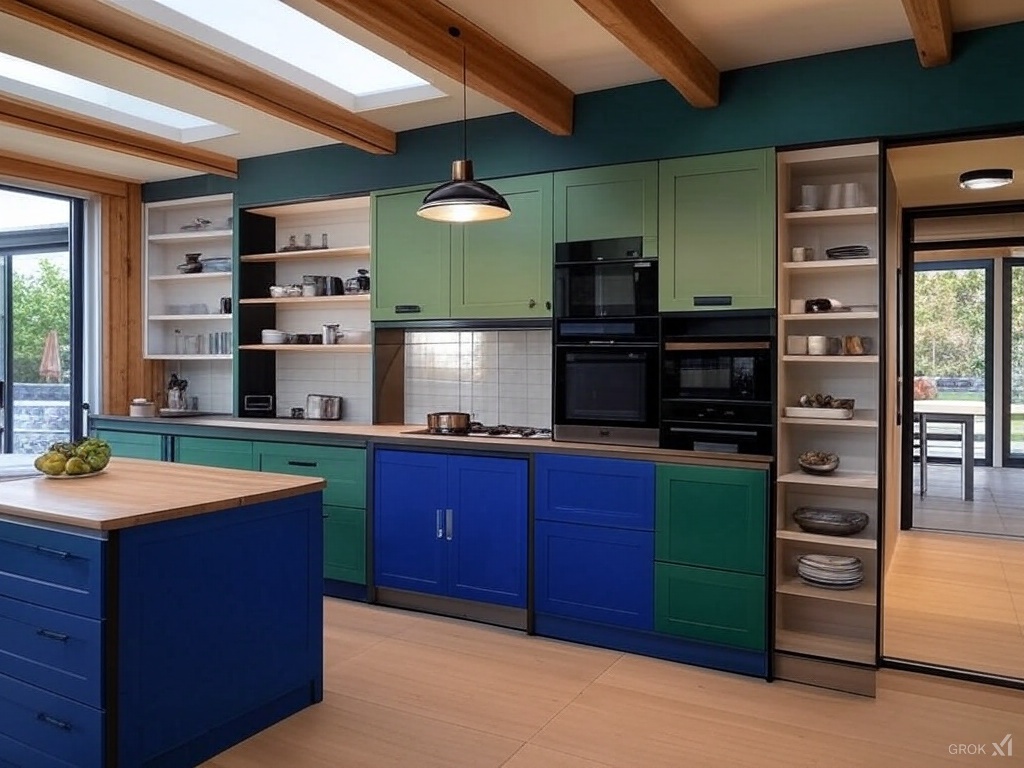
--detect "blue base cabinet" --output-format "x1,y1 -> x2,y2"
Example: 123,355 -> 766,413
374,449 -> 528,609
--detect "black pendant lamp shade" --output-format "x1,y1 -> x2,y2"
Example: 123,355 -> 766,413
417,27 -> 511,223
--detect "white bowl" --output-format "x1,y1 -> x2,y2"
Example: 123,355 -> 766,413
261,329 -> 287,344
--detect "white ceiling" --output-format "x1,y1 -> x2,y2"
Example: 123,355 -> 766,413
1,0 -> 1023,183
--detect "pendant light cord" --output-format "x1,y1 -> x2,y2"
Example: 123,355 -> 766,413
449,26 -> 467,160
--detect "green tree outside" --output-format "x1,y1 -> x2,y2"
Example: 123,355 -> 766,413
914,268 -> 987,380
11,258 -> 70,384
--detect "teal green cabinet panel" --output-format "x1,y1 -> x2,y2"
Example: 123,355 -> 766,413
554,162 -> 658,257
324,505 -> 366,585
371,186 -> 452,321
659,149 -> 775,312
255,442 -> 366,509
174,436 -> 254,470
655,563 -> 765,651
655,464 -> 767,575
95,430 -> 163,461
451,174 -> 554,319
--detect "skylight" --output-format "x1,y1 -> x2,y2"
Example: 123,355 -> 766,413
0,52 -> 235,144
109,0 -> 444,112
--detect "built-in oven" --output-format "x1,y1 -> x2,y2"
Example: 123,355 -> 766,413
553,318 -> 660,448
661,339 -> 774,456
554,237 -> 658,319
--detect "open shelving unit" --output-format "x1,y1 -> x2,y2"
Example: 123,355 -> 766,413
774,143 -> 882,691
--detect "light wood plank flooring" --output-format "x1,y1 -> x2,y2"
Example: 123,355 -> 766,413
205,599 -> 1024,767
884,529 -> 1024,680
914,465 -> 1024,538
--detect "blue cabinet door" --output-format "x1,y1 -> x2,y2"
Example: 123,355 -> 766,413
373,449 -> 447,596
447,455 -> 528,608
535,520 -> 653,630
535,454 -> 655,530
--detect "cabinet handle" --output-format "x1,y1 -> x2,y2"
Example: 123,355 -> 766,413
436,509 -> 444,539
445,509 -> 453,541
545,300 -> 551,310
528,298 -> 537,309
37,628 -> 70,642
693,295 -> 733,307
395,304 -> 422,314
35,545 -> 71,559
288,460 -> 317,468
322,513 -> 330,519
37,713 -> 72,730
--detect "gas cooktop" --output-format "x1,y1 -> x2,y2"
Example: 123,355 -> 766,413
407,423 -> 553,439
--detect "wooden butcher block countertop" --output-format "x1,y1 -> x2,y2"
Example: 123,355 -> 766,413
0,458 -> 325,531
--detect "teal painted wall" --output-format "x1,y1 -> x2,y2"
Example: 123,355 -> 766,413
145,22 -> 1024,207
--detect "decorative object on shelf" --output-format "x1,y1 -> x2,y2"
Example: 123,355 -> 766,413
281,235 -> 303,252
304,233 -> 313,249
344,268 -> 370,294
798,450 -> 840,475
325,276 -> 345,295
129,398 -> 157,418
417,26 -> 511,223
269,284 -> 303,298
176,252 -> 203,274
785,406 -> 853,420
302,275 -> 328,296
219,296 -> 232,314
825,244 -> 870,260
791,246 -> 813,262
796,554 -> 864,589
844,335 -> 868,355
797,184 -> 819,211
793,507 -> 869,536
786,335 -> 808,355
166,372 -> 188,410
291,407 -> 305,419
321,323 -> 340,345
840,182 -> 862,208
261,329 -> 291,344
180,217 -> 212,231
798,393 -> 855,410
959,168 -> 1013,190
306,393 -> 343,420
789,298 -> 805,314
321,233 -> 328,248
807,335 -> 828,355
200,257 -> 231,273
805,297 -> 846,312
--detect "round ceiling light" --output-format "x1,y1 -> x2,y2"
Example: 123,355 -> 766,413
958,168 -> 1014,190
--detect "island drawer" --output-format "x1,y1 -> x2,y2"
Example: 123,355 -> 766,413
535,455 -> 655,530
0,671 -> 103,768
255,443 -> 366,509
0,520 -> 104,619
0,594 -> 103,708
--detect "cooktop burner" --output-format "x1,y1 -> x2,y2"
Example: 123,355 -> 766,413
466,423 -> 552,439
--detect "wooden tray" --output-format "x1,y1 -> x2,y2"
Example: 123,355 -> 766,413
784,406 -> 853,420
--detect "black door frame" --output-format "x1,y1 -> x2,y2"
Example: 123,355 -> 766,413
1002,257 -> 1024,467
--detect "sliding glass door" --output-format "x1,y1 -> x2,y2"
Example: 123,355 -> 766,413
1004,259 -> 1024,465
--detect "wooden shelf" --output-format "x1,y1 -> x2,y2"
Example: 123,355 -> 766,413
239,245 -> 371,263
783,258 -> 878,273
783,207 -> 878,224
146,354 -> 233,361
781,410 -> 878,429
775,628 -> 875,664
776,577 -> 876,606
238,295 -> 370,307
148,230 -> 233,244
782,311 -> 878,322
148,314 -> 232,321
238,344 -> 371,353
778,471 -> 878,490
783,355 -> 878,364
149,272 -> 232,282
776,528 -> 877,550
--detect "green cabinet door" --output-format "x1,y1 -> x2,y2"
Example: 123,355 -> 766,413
255,442 -> 366,509
655,464 -> 767,575
95,429 -> 164,461
324,505 -> 366,584
451,174 -> 554,319
175,436 -> 254,470
655,563 -> 765,651
371,186 -> 452,321
554,162 -> 658,257
659,149 -> 776,311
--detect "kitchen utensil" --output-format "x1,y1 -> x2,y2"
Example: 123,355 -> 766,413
786,335 -> 808,355
305,394 -> 343,420
325,276 -> 345,295
798,451 -> 840,475
261,329 -> 288,344
302,275 -> 327,296
180,218 -> 212,231
219,297 -> 232,314
789,299 -> 805,314
798,185 -> 819,211
793,507 -> 869,536
827,336 -> 843,355
321,323 -> 340,345
304,233 -> 313,249
176,260 -> 203,274
201,257 -> 231,273
426,411 -> 471,434
321,233 -> 328,248
355,268 -> 370,292
825,183 -> 842,209
291,407 -> 305,419
825,244 -> 871,260
791,246 -> 813,262
842,335 -> 872,355
130,398 -> 157,418
807,335 -> 828,355
841,182 -> 862,208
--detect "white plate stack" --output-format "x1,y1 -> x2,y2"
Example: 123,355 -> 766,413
797,554 -> 864,590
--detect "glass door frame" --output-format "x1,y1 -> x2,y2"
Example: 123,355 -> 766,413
1002,257 -> 1024,467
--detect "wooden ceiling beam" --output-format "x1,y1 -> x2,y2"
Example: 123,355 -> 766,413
0,0 -> 396,154
573,0 -> 718,108
0,148 -> 133,196
901,0 -> 953,67
0,92 -> 238,177
309,0 -> 574,136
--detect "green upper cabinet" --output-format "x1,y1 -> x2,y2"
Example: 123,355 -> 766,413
553,162 -> 658,257
451,174 -> 554,319
371,186 -> 452,321
659,149 -> 776,312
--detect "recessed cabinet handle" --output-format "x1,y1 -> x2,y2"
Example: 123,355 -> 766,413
37,713 -> 72,730
445,509 -> 453,541
528,298 -> 537,309
288,460 -> 317,468
436,509 -> 444,539
37,629 -> 70,642
395,304 -> 422,314
35,545 -> 71,559
693,295 -> 733,307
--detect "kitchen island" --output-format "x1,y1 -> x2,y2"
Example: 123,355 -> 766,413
0,458 -> 325,768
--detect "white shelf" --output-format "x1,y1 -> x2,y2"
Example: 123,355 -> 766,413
238,295 -> 370,307
783,258 -> 878,273
149,272 -> 232,282
146,354 -> 233,361
782,311 -> 878,322
239,245 -> 370,263
239,344 -> 371,353
148,230 -> 233,244
775,628 -> 875,664
780,411 -> 878,429
776,528 -> 877,550
148,314 -> 232,321
777,578 -> 876,606
783,355 -> 879,364
783,207 -> 877,224
778,471 -> 878,490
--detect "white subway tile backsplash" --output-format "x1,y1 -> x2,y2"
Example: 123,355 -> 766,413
276,354 -> 372,423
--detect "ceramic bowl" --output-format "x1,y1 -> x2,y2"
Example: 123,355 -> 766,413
797,451 -> 839,475
792,507 -> 869,536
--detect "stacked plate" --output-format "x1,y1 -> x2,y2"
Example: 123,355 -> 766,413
797,554 -> 864,590
825,244 -> 870,260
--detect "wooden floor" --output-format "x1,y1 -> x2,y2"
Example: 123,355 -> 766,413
204,599 -> 1024,767
914,465 -> 1024,537
885,530 -> 1024,680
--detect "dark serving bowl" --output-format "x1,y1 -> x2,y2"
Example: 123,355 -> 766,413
797,451 -> 839,475
793,507 -> 869,536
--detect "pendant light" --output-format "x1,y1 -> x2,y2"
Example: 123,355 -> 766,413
958,168 -> 1014,190
417,26 -> 511,223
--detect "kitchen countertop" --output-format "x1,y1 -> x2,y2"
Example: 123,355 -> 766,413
93,415 -> 774,468
0,457 -> 325,531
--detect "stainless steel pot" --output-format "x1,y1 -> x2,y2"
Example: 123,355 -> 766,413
426,411 -> 471,434
306,394 -> 343,420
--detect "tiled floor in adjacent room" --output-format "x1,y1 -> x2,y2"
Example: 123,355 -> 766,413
204,599 -> 1024,767
913,464 -> 1024,538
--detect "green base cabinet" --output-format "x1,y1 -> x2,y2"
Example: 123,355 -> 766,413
554,162 -> 658,256
174,436 -> 255,470
655,563 -> 766,651
451,174 -> 553,319
324,505 -> 366,585
95,429 -> 164,461
659,148 -> 776,311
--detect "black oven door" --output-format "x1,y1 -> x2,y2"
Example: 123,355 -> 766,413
662,341 -> 772,402
555,260 -> 658,318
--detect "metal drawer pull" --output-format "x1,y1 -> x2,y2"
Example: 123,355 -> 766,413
287,460 -> 317,468
436,509 -> 444,539
322,513 -> 330,519
37,629 -> 70,642
37,713 -> 72,730
35,545 -> 71,559
445,509 -> 453,541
